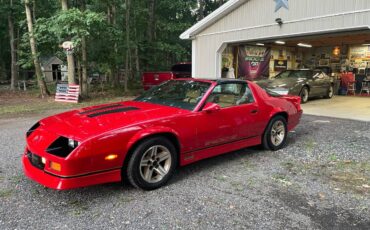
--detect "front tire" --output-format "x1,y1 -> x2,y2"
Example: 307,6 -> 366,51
300,87 -> 309,104
262,116 -> 288,151
126,137 -> 177,190
325,85 -> 334,99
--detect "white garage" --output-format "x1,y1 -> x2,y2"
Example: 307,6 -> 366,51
180,0 -> 370,81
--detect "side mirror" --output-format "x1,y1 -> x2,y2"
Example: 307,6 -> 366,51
203,102 -> 221,113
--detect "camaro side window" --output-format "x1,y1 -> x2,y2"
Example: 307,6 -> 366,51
207,83 -> 254,108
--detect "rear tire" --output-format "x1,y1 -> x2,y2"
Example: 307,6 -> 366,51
126,137 -> 177,190
300,87 -> 309,104
262,116 -> 288,151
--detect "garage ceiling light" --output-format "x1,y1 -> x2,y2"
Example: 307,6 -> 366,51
256,43 -> 265,46
298,43 -> 312,48
275,41 -> 285,45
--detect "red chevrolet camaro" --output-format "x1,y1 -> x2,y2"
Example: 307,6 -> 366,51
23,79 -> 302,190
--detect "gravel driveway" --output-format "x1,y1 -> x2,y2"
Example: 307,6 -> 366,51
0,114 -> 369,229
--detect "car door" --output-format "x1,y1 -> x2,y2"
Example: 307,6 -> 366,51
195,82 -> 260,149
309,71 -> 327,96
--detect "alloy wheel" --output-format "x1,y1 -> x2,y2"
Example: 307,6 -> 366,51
300,88 -> 309,103
270,120 -> 285,146
139,145 -> 172,183
328,86 -> 334,98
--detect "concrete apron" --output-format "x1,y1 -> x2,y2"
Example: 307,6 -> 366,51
301,96 -> 370,122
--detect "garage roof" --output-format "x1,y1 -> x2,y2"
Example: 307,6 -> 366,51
180,0 -> 249,39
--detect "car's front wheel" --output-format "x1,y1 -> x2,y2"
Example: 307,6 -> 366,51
262,116 -> 288,151
325,85 -> 334,99
127,136 -> 177,190
300,87 -> 309,104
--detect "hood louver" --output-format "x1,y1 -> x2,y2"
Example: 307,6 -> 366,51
27,122 -> 40,137
79,104 -> 123,115
87,107 -> 139,118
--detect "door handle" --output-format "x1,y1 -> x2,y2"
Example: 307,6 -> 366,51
251,109 -> 258,114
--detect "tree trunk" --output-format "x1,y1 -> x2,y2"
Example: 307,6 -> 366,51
81,36 -> 88,97
61,0 -> 68,11
8,0 -> 18,90
24,0 -> 50,97
66,52 -> 75,84
77,58 -> 81,89
124,0 -> 131,92
79,1 -> 88,97
32,0 -> 36,22
110,4 -> 119,87
134,27 -> 140,75
198,0 -> 205,20
107,5 -> 112,24
61,0 -> 76,85
148,0 -> 155,42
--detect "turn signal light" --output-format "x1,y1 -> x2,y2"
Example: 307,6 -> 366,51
105,154 -> 118,160
50,161 -> 61,172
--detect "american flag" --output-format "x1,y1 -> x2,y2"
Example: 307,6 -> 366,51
55,84 -> 80,103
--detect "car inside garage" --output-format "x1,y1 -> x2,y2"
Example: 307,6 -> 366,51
220,30 -> 370,98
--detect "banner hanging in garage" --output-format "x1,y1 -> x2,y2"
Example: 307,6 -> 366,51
238,45 -> 271,80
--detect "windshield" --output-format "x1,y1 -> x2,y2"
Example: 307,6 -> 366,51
135,80 -> 211,110
275,70 -> 313,79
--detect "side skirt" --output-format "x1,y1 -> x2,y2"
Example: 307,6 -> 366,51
179,136 -> 261,166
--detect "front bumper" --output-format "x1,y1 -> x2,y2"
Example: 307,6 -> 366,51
22,154 -> 122,190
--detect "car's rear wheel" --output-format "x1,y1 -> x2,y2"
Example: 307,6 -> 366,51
300,87 -> 309,104
127,136 -> 177,190
325,85 -> 334,99
262,116 -> 288,151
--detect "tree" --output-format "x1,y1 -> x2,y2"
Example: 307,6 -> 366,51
80,0 -> 88,97
35,7 -> 106,95
60,0 -> 68,10
24,0 -> 50,97
60,0 -> 76,85
8,0 -> 18,90
124,0 -> 130,92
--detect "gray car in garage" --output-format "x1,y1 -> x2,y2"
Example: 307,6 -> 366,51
256,69 -> 334,103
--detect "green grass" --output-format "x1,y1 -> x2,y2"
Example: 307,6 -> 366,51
68,199 -> 89,216
0,81 -> 140,118
0,95 -> 135,118
0,189 -> 13,198
281,160 -> 370,195
272,174 -> 292,186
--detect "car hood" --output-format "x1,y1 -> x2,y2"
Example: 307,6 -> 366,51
256,78 -> 304,89
39,101 -> 187,141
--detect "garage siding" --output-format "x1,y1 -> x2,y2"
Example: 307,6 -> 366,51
192,0 -> 370,79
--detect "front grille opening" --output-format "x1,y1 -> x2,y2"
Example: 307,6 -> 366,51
27,122 -> 40,137
46,137 -> 74,158
27,151 -> 45,170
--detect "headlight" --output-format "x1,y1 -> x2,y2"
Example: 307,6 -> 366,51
269,88 -> 289,95
68,139 -> 80,148
47,137 -> 80,158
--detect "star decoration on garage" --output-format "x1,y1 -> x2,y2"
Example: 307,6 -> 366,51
274,0 -> 289,12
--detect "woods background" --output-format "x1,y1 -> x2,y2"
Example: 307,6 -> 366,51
0,0 -> 227,97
